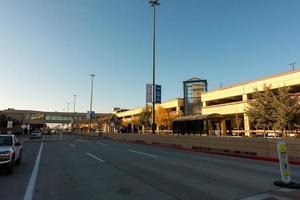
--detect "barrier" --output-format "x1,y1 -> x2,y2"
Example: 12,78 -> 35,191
103,133 -> 300,162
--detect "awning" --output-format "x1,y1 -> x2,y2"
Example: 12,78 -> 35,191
173,113 -> 224,122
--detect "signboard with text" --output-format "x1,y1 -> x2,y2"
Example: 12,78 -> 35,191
146,84 -> 161,104
277,140 -> 291,184
87,111 -> 96,120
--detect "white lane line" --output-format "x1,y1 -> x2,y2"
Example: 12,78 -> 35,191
69,144 -> 76,148
128,150 -> 158,158
23,142 -> 44,200
86,152 -> 104,162
96,142 -> 107,146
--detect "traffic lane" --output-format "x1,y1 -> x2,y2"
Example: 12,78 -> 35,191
0,142 -> 41,200
34,141 -> 176,200
75,138 -> 299,200
99,137 -> 300,181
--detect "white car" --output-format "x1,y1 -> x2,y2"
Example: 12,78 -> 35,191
31,130 -> 42,139
0,135 -> 22,174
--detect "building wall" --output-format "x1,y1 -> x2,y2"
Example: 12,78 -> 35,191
202,70 -> 300,103
116,98 -> 184,123
201,70 -> 300,134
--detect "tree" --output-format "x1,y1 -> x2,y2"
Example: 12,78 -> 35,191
246,85 -> 300,137
246,85 -> 277,136
155,106 -> 169,129
155,106 -> 183,131
138,106 -> 151,129
273,87 -> 300,136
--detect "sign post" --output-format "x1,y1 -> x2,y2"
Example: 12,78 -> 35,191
277,140 -> 291,184
21,124 -> 27,135
274,140 -> 300,188
7,121 -> 13,135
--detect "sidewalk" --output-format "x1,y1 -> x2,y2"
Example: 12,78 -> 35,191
242,188 -> 300,200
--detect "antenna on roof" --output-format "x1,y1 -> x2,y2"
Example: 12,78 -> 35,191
290,62 -> 296,71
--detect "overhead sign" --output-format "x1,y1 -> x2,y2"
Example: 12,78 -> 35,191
87,111 -> 96,120
276,140 -> 291,184
146,84 -> 161,104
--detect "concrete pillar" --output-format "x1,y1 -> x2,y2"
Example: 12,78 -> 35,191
220,119 -> 226,137
176,106 -> 180,114
242,94 -> 248,101
244,113 -> 250,137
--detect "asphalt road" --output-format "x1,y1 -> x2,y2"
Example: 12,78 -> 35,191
1,134 -> 299,200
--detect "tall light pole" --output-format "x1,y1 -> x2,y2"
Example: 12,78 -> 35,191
73,95 -> 77,113
89,74 -> 95,133
73,95 -> 77,133
149,0 -> 159,135
67,102 -> 70,112
290,62 -> 296,71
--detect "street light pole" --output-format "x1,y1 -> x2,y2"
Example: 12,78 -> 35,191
73,95 -> 77,132
89,74 -> 95,133
149,0 -> 159,135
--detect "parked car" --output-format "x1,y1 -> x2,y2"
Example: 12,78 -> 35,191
0,135 -> 22,174
43,130 -> 52,135
31,130 -> 42,139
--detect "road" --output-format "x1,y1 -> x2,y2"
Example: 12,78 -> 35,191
0,134 -> 299,200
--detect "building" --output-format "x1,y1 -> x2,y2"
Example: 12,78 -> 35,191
183,78 -> 208,115
0,109 -> 111,134
200,69 -> 300,136
112,98 -> 184,133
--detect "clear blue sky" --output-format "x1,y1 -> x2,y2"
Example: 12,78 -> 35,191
0,0 -> 299,113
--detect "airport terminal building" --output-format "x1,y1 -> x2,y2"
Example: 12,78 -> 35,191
115,70 -> 300,136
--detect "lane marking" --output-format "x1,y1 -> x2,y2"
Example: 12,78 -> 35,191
69,144 -> 76,148
86,152 -> 104,162
96,142 -> 107,146
75,139 -> 88,142
277,188 -> 295,192
128,149 -> 158,158
23,142 -> 44,200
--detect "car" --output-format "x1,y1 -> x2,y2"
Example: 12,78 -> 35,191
0,135 -> 22,174
31,130 -> 42,139
43,130 -> 52,135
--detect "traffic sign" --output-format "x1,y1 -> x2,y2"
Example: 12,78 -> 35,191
277,140 -> 291,184
146,84 -> 161,104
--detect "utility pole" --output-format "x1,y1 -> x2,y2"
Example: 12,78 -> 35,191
73,94 -> 77,133
290,62 -> 296,71
149,0 -> 160,135
89,74 -> 95,133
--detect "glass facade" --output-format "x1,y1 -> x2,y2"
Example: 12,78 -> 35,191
45,115 -> 73,121
30,114 -> 45,120
183,78 -> 207,116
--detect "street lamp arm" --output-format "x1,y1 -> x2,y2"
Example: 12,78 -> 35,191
149,0 -> 160,6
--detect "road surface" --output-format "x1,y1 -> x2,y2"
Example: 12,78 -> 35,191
0,134 -> 299,200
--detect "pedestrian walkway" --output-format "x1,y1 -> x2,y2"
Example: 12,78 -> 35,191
242,188 -> 300,200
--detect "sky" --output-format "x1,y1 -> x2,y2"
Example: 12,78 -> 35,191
0,0 -> 300,113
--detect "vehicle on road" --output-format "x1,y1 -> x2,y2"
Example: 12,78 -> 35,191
31,130 -> 42,139
0,135 -> 22,174
43,130 -> 52,135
